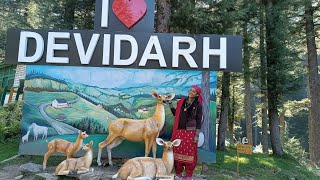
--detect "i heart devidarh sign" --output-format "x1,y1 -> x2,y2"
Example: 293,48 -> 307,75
5,0 -> 242,72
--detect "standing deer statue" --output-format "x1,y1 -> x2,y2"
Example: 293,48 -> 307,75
112,138 -> 181,180
97,91 -> 175,166
55,141 -> 94,176
43,130 -> 89,170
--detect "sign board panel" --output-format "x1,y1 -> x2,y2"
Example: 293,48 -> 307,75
5,29 -> 242,72
237,144 -> 253,155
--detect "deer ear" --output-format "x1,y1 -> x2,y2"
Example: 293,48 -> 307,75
167,93 -> 175,100
172,139 -> 181,147
90,140 -> 93,146
78,130 -> 81,134
156,138 -> 165,146
151,91 -> 158,98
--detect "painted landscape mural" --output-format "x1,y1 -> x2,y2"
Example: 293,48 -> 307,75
19,65 -> 217,163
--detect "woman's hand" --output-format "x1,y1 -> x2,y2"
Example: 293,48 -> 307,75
193,129 -> 201,143
168,100 -> 174,108
193,135 -> 199,143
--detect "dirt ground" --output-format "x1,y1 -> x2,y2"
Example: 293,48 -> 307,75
0,164 -> 119,180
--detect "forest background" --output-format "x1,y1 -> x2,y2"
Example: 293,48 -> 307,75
0,0 -> 319,172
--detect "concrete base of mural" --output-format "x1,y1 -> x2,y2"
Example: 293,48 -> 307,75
19,134 -> 216,164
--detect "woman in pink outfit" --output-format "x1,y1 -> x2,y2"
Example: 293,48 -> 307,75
170,85 -> 203,180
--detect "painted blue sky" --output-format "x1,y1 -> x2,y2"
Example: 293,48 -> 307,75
26,65 -> 217,89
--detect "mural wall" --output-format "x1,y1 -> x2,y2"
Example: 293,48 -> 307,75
19,65 -> 217,163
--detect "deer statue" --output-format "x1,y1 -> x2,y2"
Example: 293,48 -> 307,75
55,140 -> 94,176
43,130 -> 89,170
97,91 -> 175,166
112,138 -> 181,180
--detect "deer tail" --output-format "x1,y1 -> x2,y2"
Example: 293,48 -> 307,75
112,172 -> 119,179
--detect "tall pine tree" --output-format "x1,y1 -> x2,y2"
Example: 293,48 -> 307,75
304,0 -> 320,166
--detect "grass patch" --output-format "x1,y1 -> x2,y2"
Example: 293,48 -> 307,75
205,148 -> 318,179
45,98 -> 110,129
24,91 -> 77,107
0,138 -> 19,162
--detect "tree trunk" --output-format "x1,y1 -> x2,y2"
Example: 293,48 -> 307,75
228,85 -> 235,145
63,0 -> 76,29
265,0 -> 283,156
254,120 -> 257,146
259,0 -> 269,153
243,21 -> 252,145
305,0 -> 320,166
268,109 -> 283,155
156,0 -> 171,33
252,98 -> 257,147
280,110 -> 285,143
81,0 -> 95,30
217,72 -> 230,151
307,74 -> 314,162
201,71 -> 210,151
308,110 -> 314,163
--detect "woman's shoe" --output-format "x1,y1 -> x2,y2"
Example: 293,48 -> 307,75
182,176 -> 193,180
174,174 -> 183,180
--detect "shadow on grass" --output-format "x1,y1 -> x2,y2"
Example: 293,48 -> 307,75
205,148 -> 317,180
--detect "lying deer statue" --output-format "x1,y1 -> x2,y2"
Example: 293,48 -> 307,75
112,138 -> 181,180
97,91 -> 175,166
55,141 -> 94,175
43,130 -> 89,170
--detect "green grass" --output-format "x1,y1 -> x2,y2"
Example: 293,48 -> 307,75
24,91 -> 77,107
0,139 -> 19,162
0,153 -> 66,171
205,148 -> 318,179
24,91 -> 114,134
134,98 -> 155,108
45,98 -> 111,127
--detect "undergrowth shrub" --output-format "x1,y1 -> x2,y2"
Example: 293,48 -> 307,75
0,102 -> 22,142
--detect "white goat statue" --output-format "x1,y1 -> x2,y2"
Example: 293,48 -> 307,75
21,130 -> 30,144
30,123 -> 48,141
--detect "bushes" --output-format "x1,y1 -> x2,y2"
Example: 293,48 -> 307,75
0,102 -> 22,142
283,135 -> 311,169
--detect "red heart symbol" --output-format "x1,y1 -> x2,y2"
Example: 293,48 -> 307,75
112,0 -> 147,29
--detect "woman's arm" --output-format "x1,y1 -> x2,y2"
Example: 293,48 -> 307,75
196,104 -> 203,130
194,104 -> 203,142
169,101 -> 176,115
